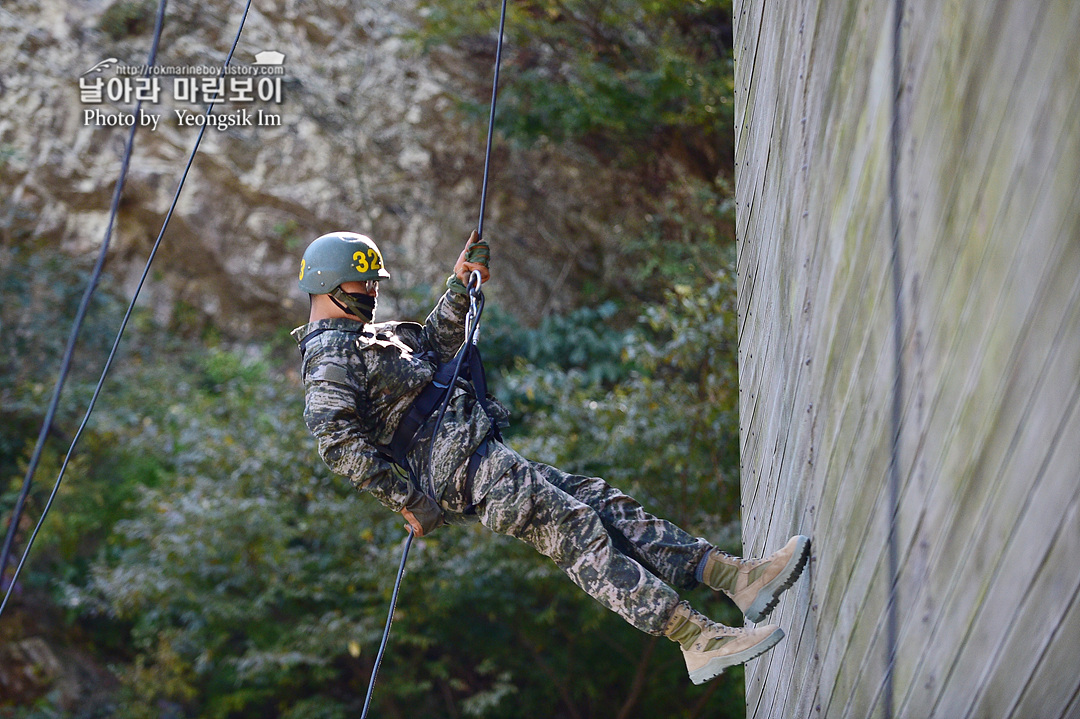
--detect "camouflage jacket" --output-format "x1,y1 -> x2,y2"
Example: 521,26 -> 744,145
292,290 -> 511,518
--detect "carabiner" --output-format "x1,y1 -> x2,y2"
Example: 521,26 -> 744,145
467,269 -> 484,326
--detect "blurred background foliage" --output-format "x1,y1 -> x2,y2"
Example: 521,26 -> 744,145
416,0 -> 734,180
1,0 -> 745,716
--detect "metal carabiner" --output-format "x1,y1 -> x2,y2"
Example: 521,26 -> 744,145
466,269 -> 484,342
467,268 -> 483,301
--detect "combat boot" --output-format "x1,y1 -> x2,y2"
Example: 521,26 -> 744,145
664,601 -> 783,685
701,535 -> 810,622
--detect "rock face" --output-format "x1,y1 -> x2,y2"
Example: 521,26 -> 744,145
1,0 -> 635,336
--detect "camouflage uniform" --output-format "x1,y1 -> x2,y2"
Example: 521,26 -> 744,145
293,290 -> 713,636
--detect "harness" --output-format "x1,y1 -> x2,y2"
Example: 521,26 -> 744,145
381,338 -> 502,504
297,284 -> 499,504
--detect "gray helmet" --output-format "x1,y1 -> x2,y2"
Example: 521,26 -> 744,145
298,232 -> 391,294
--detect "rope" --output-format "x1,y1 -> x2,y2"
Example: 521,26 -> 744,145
425,0 -> 508,496
425,272 -> 486,498
0,0 -> 254,619
4,10 -> 506,719
0,0 -> 169,600
477,0 -> 509,239
360,526 -> 415,719
365,1 -> 508,705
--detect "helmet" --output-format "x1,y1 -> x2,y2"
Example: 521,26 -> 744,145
298,232 -> 391,294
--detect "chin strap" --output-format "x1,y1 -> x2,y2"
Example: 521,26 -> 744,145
329,287 -> 376,322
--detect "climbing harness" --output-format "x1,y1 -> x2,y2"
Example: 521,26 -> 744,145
0,0 -> 255,619
296,275 -> 492,719
393,0 -> 510,499
381,271 -> 498,501
425,270 -> 496,500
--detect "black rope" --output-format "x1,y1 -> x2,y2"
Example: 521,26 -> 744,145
0,0 -> 169,599
0,0 -> 254,619
360,526 -> 414,719
427,0 -> 507,496
477,0 -> 509,239
425,273 -> 486,498
364,3 -> 508,708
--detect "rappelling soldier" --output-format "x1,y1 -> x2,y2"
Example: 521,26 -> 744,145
291,230 -> 811,685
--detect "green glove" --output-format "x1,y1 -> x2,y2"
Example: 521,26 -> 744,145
447,233 -> 491,294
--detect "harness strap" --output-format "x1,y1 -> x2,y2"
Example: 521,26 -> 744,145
298,327 -> 497,502
382,342 -> 500,494
462,437 -> 490,514
296,328 -> 331,355
467,344 -> 503,443
385,380 -> 452,469
296,325 -> 373,357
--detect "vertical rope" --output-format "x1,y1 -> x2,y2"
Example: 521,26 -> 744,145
476,0 -> 509,239
0,0 -> 169,596
361,528 -> 414,719
364,1 -> 507,709
0,0 -> 254,620
884,0 -> 906,715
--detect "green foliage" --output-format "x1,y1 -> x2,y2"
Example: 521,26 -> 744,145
416,0 -> 733,176
3,236 -> 744,717
494,262 -> 742,535
4,0 -> 745,715
481,301 -> 635,389
272,220 -> 304,252
628,177 -> 736,284
0,246 -> 172,585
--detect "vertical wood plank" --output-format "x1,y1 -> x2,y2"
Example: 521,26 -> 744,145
733,0 -> 1080,716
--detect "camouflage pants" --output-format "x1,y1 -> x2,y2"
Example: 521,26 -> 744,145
441,441 -> 713,636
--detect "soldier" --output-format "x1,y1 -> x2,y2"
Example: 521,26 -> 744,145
291,230 -> 810,685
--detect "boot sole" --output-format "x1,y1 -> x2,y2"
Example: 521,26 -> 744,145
688,626 -> 785,685
744,535 -> 811,623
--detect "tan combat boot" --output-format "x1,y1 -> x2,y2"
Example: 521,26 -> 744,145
664,601 -> 784,685
701,534 -> 810,622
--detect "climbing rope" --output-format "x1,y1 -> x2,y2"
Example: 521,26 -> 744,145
0,0 -> 169,605
477,0 -> 510,240
4,2 -> 508,714
421,0 -> 508,495
421,0 -> 507,497
425,270 -> 487,497
363,0 -> 508,708
0,0 -> 254,619
361,526 -> 415,719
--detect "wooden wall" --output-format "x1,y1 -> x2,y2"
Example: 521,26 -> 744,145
732,0 -> 1080,717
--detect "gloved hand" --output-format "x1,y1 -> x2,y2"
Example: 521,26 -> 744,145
400,489 -> 444,537
447,230 -> 490,294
